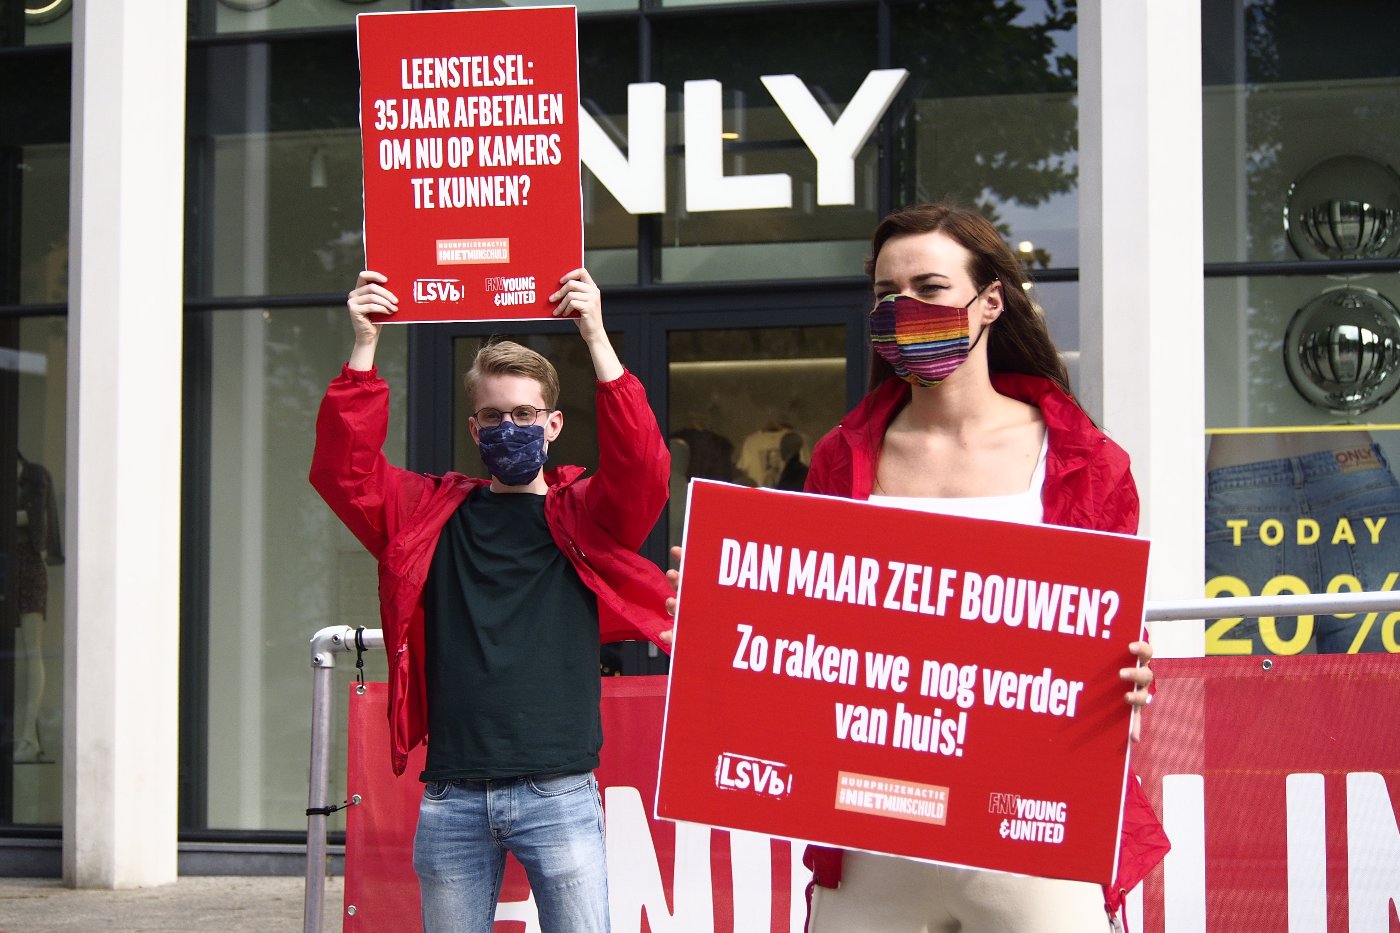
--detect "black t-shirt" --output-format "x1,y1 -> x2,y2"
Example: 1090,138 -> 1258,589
420,488 -> 602,781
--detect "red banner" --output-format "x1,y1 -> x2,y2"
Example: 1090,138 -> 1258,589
341,656 -> 1400,931
657,480 -> 1150,884
343,684 -> 425,929
1131,653 -> 1400,933
343,678 -> 807,932
356,7 -> 582,323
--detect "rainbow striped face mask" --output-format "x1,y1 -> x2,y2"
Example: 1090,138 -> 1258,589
869,287 -> 987,387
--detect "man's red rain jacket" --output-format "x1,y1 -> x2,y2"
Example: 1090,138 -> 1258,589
310,365 -> 674,776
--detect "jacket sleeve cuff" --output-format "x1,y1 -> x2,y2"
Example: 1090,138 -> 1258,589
595,368 -> 638,393
341,363 -> 380,383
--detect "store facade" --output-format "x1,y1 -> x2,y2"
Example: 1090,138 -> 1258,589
0,0 -> 1394,883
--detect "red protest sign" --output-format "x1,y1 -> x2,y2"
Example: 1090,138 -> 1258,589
657,480 -> 1151,885
356,7 -> 581,323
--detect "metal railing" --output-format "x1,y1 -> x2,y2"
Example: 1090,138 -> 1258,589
304,627 -> 384,933
1143,590 -> 1400,622
303,589 -> 1400,932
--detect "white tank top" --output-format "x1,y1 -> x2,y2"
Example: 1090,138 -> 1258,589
868,433 -> 1048,525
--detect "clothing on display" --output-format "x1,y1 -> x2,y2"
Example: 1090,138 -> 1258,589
669,426 -> 741,484
1205,443 -> 1400,654
737,425 -> 808,488
15,454 -> 62,619
12,453 -> 61,765
774,458 -> 808,491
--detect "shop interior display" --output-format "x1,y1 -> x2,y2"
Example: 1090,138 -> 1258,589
1284,286 -> 1400,415
23,1 -> 70,25
1283,154 -> 1400,415
1283,154 -> 1400,261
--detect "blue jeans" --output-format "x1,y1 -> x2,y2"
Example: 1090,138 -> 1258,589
1205,445 -> 1400,654
412,771 -> 610,933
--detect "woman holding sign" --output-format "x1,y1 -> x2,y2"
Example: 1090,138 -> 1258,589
797,204 -> 1164,932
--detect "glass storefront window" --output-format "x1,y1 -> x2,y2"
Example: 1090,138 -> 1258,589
3,2 -> 73,832
449,0 -> 637,13
1203,272 -> 1400,657
2,314 -> 67,827
200,306 -> 404,831
189,0 -> 412,37
1205,273 -> 1400,430
1202,0 -> 1400,264
190,23 -> 647,296
890,0 -> 1078,270
579,18 -> 641,286
1202,79 -> 1400,265
206,129 -> 367,298
665,324 -> 847,549
4,1 -> 73,47
657,0 -> 828,7
3,43 -> 71,305
653,7 -> 880,282
189,36 -> 363,299
1200,2 -> 1400,658
16,144 -> 69,306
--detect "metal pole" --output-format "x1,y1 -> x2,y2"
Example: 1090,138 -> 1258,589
1145,590 -> 1400,622
305,626 -> 355,933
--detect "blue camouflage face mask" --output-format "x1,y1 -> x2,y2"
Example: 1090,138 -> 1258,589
476,421 -> 549,486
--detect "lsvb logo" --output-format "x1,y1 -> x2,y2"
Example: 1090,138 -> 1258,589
715,752 -> 793,798
413,278 -> 463,303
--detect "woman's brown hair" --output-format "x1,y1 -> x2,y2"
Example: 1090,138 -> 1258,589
865,203 -> 1075,401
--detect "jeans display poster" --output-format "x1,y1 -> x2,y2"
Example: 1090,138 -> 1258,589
1205,429 -> 1400,655
356,7 -> 582,323
658,480 -> 1151,885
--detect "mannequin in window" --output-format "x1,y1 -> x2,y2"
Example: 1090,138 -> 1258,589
14,453 -> 61,763
668,437 -> 690,545
774,431 -> 809,491
670,421 -> 743,484
737,419 -> 809,488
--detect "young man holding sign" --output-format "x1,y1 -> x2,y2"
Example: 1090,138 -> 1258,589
311,268 -> 672,932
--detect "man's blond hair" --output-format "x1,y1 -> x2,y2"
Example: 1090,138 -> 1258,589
463,339 -> 561,408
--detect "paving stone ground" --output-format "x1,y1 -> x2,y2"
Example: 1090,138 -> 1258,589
0,874 -> 345,933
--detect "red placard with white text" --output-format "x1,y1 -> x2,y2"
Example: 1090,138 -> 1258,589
657,480 -> 1151,884
356,7 -> 581,323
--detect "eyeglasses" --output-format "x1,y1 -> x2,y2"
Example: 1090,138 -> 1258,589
471,405 -> 554,428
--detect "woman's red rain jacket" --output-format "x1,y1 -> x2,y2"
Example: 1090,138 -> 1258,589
309,365 -> 674,777
800,372 -> 1170,918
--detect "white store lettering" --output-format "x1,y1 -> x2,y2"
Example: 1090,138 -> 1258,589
578,69 -> 909,214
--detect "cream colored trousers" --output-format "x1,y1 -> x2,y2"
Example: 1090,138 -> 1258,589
808,851 -> 1112,933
